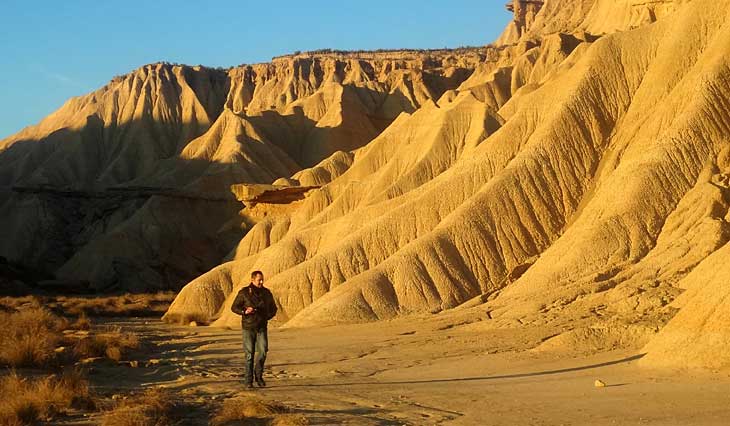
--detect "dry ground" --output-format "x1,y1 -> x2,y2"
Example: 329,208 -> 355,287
2,297 -> 729,425
52,311 -> 730,426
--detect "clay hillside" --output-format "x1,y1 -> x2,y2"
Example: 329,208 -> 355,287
3,0 -> 730,371
0,48 -> 483,291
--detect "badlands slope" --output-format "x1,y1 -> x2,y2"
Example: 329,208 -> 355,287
163,0 -> 730,371
0,51 -> 478,290
2,0 -> 730,371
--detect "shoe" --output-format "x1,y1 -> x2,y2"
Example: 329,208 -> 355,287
244,382 -> 255,390
255,377 -> 266,387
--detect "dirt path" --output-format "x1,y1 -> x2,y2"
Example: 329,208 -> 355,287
82,316 -> 730,425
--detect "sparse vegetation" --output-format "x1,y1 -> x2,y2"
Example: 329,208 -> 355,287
56,292 -> 175,317
0,368 -> 94,426
212,395 -> 308,426
160,311 -> 210,326
0,305 -> 141,368
271,414 -> 310,426
71,325 -> 140,362
100,388 -> 182,426
0,304 -> 170,424
72,311 -> 91,330
0,292 -> 176,318
271,45 -> 486,61
0,306 -> 68,368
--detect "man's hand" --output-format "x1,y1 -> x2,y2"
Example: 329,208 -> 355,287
244,307 -> 255,315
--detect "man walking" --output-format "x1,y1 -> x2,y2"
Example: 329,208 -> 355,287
231,270 -> 277,388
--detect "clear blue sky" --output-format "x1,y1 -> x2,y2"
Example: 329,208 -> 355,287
0,1 -> 511,139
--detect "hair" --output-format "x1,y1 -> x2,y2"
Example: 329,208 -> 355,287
251,270 -> 264,279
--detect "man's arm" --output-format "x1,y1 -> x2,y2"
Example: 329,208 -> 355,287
231,290 -> 246,315
266,290 -> 278,320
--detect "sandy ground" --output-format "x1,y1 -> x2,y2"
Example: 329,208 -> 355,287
74,314 -> 730,425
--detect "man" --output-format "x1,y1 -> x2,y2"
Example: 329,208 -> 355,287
231,270 -> 277,388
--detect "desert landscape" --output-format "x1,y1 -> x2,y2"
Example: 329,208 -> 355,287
2,0 -> 730,424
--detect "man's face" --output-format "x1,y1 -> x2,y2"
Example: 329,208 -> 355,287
252,274 -> 264,287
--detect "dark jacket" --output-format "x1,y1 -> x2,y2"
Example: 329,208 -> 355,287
231,284 -> 277,330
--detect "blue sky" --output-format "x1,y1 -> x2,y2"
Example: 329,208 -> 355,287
0,1 -> 511,138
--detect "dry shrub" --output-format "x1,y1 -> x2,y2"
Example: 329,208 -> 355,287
0,369 -> 93,425
105,346 -> 123,362
0,305 -> 140,367
0,296 -> 43,312
71,311 -> 91,331
272,414 -> 309,426
161,312 -> 209,326
73,326 -> 139,362
212,396 -> 290,426
1,292 -> 175,319
100,388 -> 180,426
0,307 -> 68,367
72,337 -> 106,360
58,292 -> 176,317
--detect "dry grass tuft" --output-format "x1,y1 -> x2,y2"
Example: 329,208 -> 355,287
161,311 -> 210,326
1,305 -> 141,369
100,387 -> 181,426
271,413 -> 310,426
55,292 -> 176,317
0,295 -> 43,312
0,368 -> 93,425
212,395 -> 295,426
72,326 -> 140,362
72,311 -> 91,330
0,292 -> 176,319
0,304 -> 151,425
0,307 -> 68,367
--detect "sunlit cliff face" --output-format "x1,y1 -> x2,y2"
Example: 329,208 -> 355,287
506,0 -> 546,38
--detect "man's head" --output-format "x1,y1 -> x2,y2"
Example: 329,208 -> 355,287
251,271 -> 264,288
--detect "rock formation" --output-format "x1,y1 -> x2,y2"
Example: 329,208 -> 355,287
0,51 -> 479,290
3,0 -> 730,371
498,0 -> 546,44
162,0 -> 730,372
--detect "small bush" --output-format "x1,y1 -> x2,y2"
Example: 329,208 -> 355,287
161,311 -> 209,326
0,369 -> 93,425
72,311 -> 91,330
101,388 -> 181,426
0,306 -> 141,368
212,395 -> 290,425
0,293 -> 176,319
0,307 -> 67,367
73,326 -> 139,362
55,292 -> 176,317
272,414 -> 310,426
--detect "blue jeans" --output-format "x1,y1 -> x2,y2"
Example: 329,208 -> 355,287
242,327 -> 268,384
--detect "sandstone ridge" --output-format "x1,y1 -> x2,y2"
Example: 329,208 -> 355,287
2,0 -> 729,371
164,0 -> 730,371
0,49 -> 480,291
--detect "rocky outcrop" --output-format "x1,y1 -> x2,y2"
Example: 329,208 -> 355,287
0,49 -> 481,291
496,0 -> 689,45
165,0 -> 730,375
499,0 -> 546,44
231,184 -> 321,206
6,0 -> 730,372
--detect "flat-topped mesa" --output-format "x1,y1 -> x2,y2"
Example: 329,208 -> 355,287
505,0 -> 545,38
272,48 -> 486,65
258,50 -> 486,86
